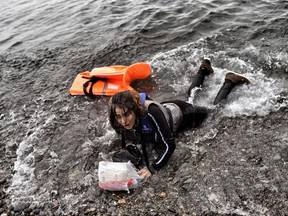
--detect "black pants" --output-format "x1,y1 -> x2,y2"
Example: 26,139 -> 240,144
167,68 -> 239,131
164,100 -> 210,132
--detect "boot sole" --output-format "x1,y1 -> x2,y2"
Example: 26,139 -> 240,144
226,71 -> 251,84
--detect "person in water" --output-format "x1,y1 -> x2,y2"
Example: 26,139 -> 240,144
108,59 -> 250,181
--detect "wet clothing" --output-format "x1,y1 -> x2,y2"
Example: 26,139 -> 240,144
121,94 -> 209,172
118,66 -> 247,173
162,103 -> 182,132
163,100 -> 210,131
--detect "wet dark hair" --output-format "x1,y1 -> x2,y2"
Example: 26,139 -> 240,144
109,90 -> 145,133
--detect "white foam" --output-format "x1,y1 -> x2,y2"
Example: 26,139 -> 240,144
94,121 -> 116,145
7,113 -> 56,206
220,71 -> 286,117
149,38 -> 287,118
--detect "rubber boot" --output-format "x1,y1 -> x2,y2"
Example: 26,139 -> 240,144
187,59 -> 214,96
213,80 -> 236,105
213,71 -> 251,105
187,69 -> 208,95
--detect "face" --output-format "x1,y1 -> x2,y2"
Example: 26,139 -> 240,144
115,107 -> 136,130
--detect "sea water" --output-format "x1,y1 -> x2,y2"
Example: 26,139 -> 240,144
1,0 -> 287,214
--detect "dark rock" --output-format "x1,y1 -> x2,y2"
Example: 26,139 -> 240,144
13,204 -> 26,212
99,207 -> 107,213
0,178 -> 6,184
107,206 -> 116,213
29,203 -> 38,210
280,147 -> 288,161
33,209 -> 41,215
23,208 -> 32,214
0,200 -> 4,207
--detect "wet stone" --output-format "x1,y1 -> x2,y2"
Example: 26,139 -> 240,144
99,207 -> 107,213
0,192 -> 5,200
273,154 -> 281,160
0,200 -> 4,207
168,208 -> 177,214
0,178 -> 6,185
24,208 -> 32,214
84,207 -> 96,214
39,212 -> 46,216
145,202 -> 156,209
33,209 -> 41,215
13,204 -> 27,212
280,147 -> 288,158
107,206 -> 116,213
29,203 -> 38,210
7,204 -> 13,211
150,212 -> 158,216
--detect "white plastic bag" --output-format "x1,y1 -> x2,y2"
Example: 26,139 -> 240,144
98,161 -> 142,192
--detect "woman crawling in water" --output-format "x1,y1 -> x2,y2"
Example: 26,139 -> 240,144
108,59 -> 250,181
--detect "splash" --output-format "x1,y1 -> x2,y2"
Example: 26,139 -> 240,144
149,38 -> 287,118
7,113 -> 56,206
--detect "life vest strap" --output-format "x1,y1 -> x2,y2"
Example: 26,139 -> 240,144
82,76 -> 108,96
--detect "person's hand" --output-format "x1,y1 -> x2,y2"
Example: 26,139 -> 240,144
137,166 -> 152,181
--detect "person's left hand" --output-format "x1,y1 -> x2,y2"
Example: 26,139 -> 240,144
137,166 -> 152,181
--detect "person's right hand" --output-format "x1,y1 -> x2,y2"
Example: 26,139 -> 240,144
137,166 -> 152,181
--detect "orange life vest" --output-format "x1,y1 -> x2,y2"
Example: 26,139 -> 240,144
69,62 -> 151,96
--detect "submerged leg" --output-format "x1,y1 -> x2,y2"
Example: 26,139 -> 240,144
213,71 -> 251,105
187,59 -> 214,96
